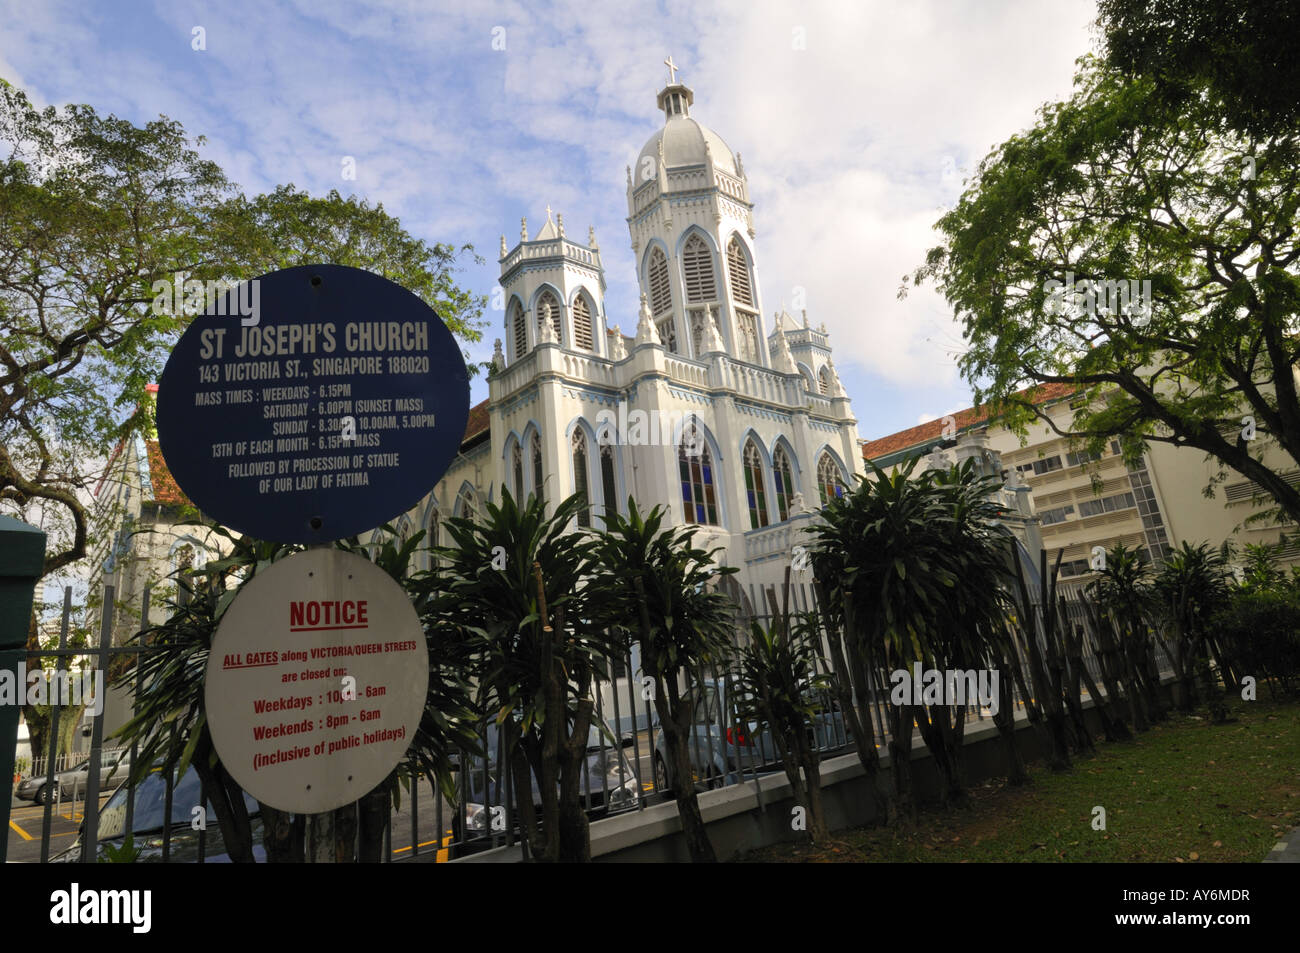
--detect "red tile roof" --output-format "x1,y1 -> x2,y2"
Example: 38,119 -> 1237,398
463,398 -> 490,443
861,382 -> 1076,460
145,439 -> 194,507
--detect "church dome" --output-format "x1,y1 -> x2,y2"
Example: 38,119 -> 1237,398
634,69 -> 739,180
636,116 -> 738,178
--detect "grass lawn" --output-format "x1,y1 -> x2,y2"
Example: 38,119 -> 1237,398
741,694 -> 1300,863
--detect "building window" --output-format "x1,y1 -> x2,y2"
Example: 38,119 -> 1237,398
744,440 -> 769,530
726,237 -> 754,308
1016,455 -> 1063,476
600,444 -> 618,520
1066,449 -> 1102,467
531,432 -> 544,505
818,366 -> 831,396
572,429 -> 590,528
455,485 -> 478,519
1077,491 -> 1136,518
773,445 -> 795,521
657,318 -> 679,354
689,306 -> 721,358
648,247 -> 672,316
427,507 -> 439,548
679,423 -> 719,525
817,452 -> 845,505
682,234 -> 717,303
511,301 -> 527,360
537,289 -> 561,344
512,441 -> 524,501
572,294 -> 594,351
736,310 -> 759,363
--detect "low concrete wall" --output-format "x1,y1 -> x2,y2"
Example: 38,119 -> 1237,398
449,684 -> 1169,863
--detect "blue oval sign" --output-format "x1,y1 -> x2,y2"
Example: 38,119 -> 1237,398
155,264 -> 470,544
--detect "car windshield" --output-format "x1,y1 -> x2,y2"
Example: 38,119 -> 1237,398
96,767 -> 258,841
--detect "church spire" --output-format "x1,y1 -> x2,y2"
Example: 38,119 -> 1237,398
656,55 -> 694,121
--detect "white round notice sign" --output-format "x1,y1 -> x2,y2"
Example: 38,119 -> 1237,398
204,549 -> 428,815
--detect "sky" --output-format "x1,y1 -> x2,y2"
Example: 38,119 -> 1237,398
0,0 -> 1101,442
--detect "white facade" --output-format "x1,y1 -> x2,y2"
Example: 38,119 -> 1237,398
412,72 -> 864,612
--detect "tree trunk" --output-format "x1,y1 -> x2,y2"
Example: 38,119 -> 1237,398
260,804 -> 301,862
357,787 -> 389,862
192,729 -> 254,862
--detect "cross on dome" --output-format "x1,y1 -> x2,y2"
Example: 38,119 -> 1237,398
664,55 -> 678,85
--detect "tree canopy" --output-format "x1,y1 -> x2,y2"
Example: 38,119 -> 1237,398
904,55 -> 1300,523
0,79 -> 486,578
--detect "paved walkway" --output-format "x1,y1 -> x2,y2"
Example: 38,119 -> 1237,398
1262,825 -> 1300,862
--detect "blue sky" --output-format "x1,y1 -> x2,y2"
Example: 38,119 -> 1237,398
1,0 -> 1100,442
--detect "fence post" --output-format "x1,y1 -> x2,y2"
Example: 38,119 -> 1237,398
79,584 -> 115,862
40,587 -> 72,863
0,515 -> 46,864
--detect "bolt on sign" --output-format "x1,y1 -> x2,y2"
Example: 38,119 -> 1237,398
204,549 -> 428,815
154,264 -> 470,544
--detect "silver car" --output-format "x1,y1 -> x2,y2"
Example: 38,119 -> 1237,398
16,750 -> 132,804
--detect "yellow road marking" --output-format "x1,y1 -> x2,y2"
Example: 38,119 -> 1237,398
9,819 -> 33,841
392,830 -> 454,862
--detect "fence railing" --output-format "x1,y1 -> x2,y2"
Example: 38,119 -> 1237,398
15,573 -> 1177,864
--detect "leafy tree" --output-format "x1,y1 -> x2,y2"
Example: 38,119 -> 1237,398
589,500 -> 738,862
903,56 -> 1300,525
1096,0 -> 1300,137
0,79 -> 486,581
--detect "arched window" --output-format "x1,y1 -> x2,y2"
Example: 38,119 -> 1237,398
657,318 -> 678,354
427,505 -> 439,548
537,289 -> 561,343
572,294 -> 594,351
818,366 -> 831,396
572,429 -> 590,528
682,234 -> 717,303
679,421 -> 719,525
511,440 -> 524,502
736,311 -> 759,363
600,443 -> 618,520
648,247 -> 672,316
172,543 -> 195,607
511,300 -> 527,360
727,237 -> 754,308
817,452 -> 846,505
531,432 -> 544,505
455,484 -> 478,519
743,440 -> 769,530
773,445 -> 795,521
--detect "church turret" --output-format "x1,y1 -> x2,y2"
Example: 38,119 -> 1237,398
627,60 -> 765,367
498,206 -> 607,366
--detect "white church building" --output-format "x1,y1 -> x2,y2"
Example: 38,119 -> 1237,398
410,68 -> 865,613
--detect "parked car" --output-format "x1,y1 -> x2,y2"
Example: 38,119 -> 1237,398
16,749 -> 132,804
652,676 -> 847,793
460,722 -> 641,838
50,763 -> 265,863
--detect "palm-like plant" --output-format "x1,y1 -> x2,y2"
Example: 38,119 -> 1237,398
1086,541 -> 1161,730
733,612 -> 832,843
422,487 -> 607,862
808,457 -> 1014,816
588,499 -> 737,863
1153,541 -> 1233,716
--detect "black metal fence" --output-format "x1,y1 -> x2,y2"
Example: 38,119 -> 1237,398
11,575 -> 1174,863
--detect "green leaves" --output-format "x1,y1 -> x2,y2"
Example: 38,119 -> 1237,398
903,51 -> 1300,524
